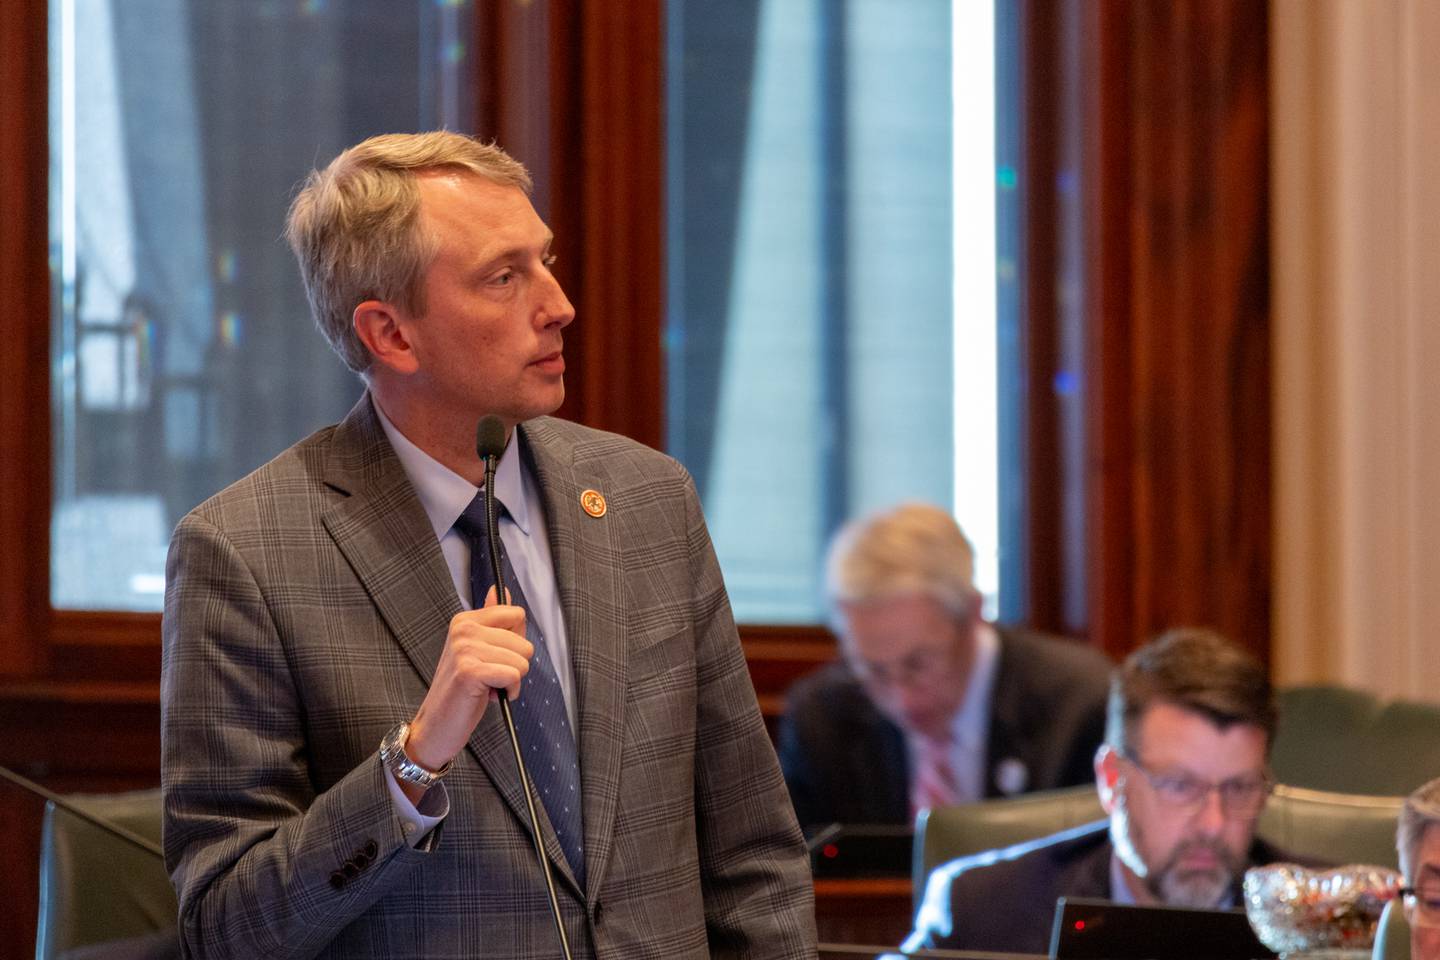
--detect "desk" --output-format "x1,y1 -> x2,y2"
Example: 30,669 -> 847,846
814,877 -> 913,946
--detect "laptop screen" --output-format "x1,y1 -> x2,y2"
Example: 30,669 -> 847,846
1049,897 -> 1276,960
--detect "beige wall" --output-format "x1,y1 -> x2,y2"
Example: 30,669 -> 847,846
1272,0 -> 1440,702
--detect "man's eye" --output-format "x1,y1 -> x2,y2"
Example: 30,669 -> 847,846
492,271 -> 514,286
542,254 -> 558,268
1221,779 -> 1263,799
1158,777 -> 1203,801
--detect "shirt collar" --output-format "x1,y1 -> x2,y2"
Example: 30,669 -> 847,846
1109,852 -> 1138,905
950,622 -> 1000,746
374,401 -> 532,540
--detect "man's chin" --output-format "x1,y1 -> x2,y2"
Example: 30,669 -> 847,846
1155,867 -> 1233,909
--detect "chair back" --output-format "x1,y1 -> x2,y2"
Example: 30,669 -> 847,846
1256,785 -> 1404,869
913,784 -> 1102,910
1272,685 -> 1440,795
35,789 -> 177,960
1372,898 -> 1412,960
1357,702 -> 1440,796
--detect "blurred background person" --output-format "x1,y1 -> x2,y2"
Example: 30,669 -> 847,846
778,502 -> 1111,829
1400,776 -> 1440,960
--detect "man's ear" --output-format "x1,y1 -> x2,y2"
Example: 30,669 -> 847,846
353,299 -> 419,375
1095,744 -> 1121,815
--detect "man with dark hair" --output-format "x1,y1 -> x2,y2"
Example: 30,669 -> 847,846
899,628 -> 1294,956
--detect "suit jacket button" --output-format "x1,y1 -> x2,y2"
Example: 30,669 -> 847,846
330,871 -> 347,890
342,861 -> 361,879
363,840 -> 378,860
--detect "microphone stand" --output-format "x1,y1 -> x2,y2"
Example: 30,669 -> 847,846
481,441 -> 575,960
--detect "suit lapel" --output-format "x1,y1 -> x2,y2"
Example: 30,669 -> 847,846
320,395 -> 459,690
319,397 -> 576,884
522,418 -> 627,897
984,630 -> 1030,797
1068,832 -> 1115,898
868,707 -> 913,822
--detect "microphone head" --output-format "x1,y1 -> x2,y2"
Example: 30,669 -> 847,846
475,415 -> 508,462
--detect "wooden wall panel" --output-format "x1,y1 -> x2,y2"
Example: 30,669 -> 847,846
0,0 -> 1278,948
1025,0 -> 1272,664
0,0 -> 50,679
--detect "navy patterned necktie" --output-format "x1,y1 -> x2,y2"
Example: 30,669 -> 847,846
454,492 -> 585,888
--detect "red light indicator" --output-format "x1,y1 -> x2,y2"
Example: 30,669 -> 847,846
1074,920 -> 1086,931
822,844 -> 839,859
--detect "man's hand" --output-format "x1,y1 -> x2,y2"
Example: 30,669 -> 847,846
400,587 -> 531,801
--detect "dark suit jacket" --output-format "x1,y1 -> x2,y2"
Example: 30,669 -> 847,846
777,628 -> 1111,828
902,821 -> 1298,956
161,395 -> 815,959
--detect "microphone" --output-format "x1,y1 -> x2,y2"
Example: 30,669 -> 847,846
474,416 -> 509,606
475,415 -> 574,960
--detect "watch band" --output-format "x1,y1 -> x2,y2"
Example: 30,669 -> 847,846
379,722 -> 452,788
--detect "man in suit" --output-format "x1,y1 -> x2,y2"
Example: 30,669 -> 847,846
161,132 -> 815,959
777,502 -> 1111,828
1399,776 -> 1440,960
900,628 -> 1294,956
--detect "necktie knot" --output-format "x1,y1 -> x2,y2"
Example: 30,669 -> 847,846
454,490 -> 508,545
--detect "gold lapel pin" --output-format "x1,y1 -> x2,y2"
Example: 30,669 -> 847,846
580,489 -> 607,518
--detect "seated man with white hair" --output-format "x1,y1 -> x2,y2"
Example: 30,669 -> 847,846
778,502 -> 1112,829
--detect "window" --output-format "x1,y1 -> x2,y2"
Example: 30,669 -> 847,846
665,0 -> 999,622
49,0 -> 476,609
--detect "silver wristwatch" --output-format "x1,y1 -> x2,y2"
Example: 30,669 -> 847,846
379,722 -> 452,788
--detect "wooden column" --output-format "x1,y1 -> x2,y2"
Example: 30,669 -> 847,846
1023,0 -> 1272,664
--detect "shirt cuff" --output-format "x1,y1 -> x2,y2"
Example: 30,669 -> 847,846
383,765 -> 450,847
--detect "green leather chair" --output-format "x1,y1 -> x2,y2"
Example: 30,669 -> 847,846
1272,686 -> 1440,795
1271,685 -> 1385,792
1256,785 -> 1404,869
1372,898 -> 1411,960
36,789 -> 178,960
914,784 -> 1404,914
1356,702 -> 1440,796
913,785 -> 1102,908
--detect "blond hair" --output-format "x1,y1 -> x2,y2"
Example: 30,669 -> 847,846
825,502 -> 978,619
284,131 -> 533,372
1400,776 -> 1440,882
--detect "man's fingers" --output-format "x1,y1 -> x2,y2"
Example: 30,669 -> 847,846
455,603 -> 527,640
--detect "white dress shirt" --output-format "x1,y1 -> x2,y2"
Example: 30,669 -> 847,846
375,407 -> 575,841
907,622 -> 1000,805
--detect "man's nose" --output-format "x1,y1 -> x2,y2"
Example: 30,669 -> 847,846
537,268 -> 575,329
1192,785 -> 1228,834
894,679 -> 929,715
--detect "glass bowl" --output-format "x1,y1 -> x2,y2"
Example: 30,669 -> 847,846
1243,862 -> 1403,958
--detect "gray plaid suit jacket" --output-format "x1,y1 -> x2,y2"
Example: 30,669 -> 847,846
161,394 -> 815,959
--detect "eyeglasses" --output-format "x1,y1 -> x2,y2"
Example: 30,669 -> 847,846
1118,752 -> 1273,819
1400,886 -> 1440,929
846,646 -> 950,690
